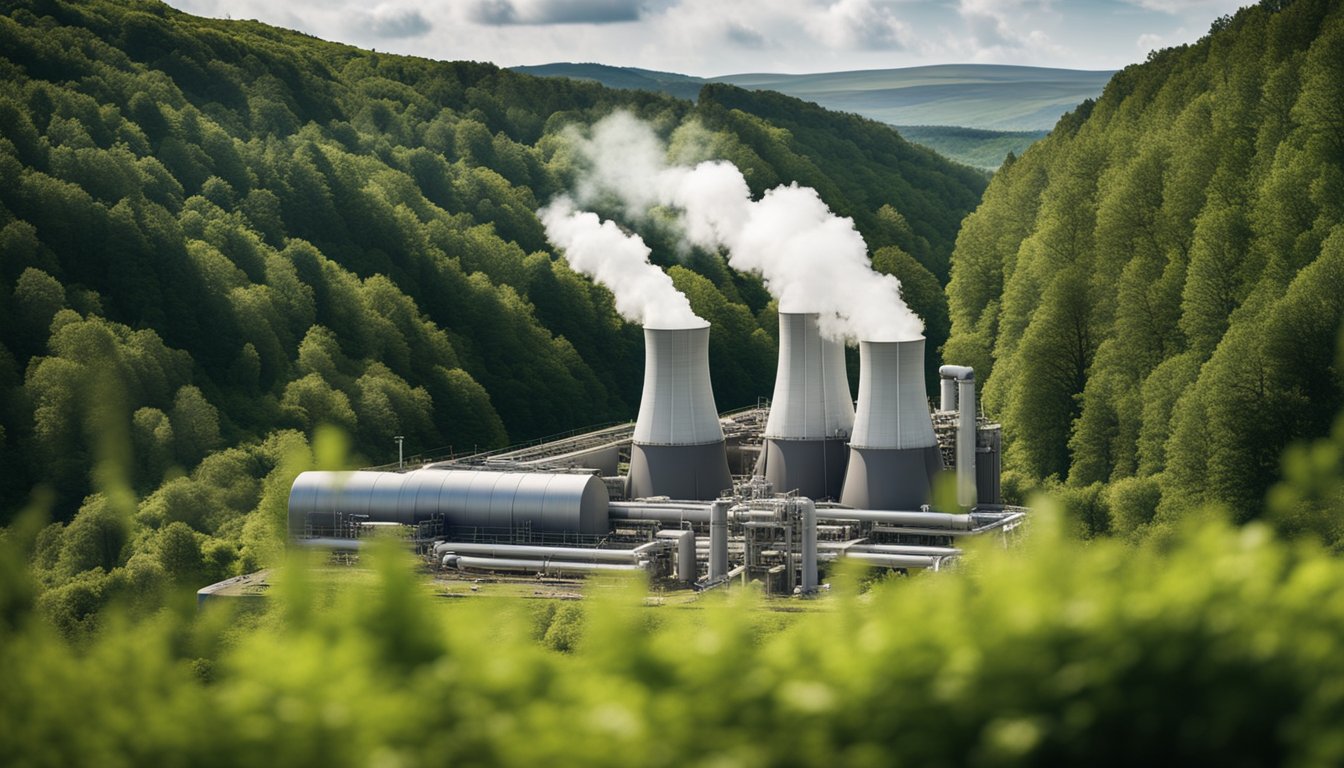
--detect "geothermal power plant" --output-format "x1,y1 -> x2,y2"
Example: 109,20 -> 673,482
286,313 -> 1022,595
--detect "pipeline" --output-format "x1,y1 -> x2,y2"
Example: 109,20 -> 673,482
442,555 -> 646,575
710,499 -> 730,580
656,529 -> 697,582
820,542 -> 961,557
609,501 -> 713,524
815,508 -> 974,530
840,551 -> 942,570
431,541 -> 661,562
801,498 -> 817,593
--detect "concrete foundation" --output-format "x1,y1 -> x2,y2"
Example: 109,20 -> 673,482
839,444 -> 944,511
627,440 -> 733,501
759,437 -> 849,501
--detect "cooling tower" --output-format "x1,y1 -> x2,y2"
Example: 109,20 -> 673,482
757,312 -> 853,500
839,337 -> 944,510
626,324 -> 734,500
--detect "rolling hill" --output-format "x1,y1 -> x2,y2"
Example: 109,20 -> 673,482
512,62 -> 1113,168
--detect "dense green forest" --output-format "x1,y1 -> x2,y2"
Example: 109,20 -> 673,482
0,0 -> 983,612
946,0 -> 1344,546
895,125 -> 1049,171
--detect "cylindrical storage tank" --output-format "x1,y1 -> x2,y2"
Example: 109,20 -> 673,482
627,324 -> 733,501
757,313 -> 853,501
839,338 -> 944,510
288,469 -> 610,537
801,499 -> 818,592
976,425 -> 1003,505
709,499 -> 730,580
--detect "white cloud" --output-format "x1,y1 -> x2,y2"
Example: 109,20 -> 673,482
1120,0 -> 1244,14
814,0 -> 912,50
161,0 -> 1244,76
465,0 -> 657,25
358,5 -> 432,38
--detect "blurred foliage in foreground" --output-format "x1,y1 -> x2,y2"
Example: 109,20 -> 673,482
3,502 -> 1344,766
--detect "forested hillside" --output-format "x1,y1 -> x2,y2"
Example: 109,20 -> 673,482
944,0 -> 1344,543
0,0 -> 983,613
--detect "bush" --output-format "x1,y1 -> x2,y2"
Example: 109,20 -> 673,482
4,508 -> 1344,765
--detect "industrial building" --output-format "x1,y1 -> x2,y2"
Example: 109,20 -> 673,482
286,313 -> 1026,596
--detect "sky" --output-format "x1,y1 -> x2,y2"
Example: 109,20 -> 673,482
162,0 -> 1253,76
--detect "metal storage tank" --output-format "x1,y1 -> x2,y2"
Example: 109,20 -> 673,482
626,324 -> 734,501
288,468 -> 610,536
976,425 -> 1003,505
839,337 -> 944,510
757,312 -> 853,500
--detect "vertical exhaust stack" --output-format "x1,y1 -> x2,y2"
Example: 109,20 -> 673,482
939,365 -> 978,509
627,324 -> 734,500
839,337 -> 944,510
758,312 -> 854,500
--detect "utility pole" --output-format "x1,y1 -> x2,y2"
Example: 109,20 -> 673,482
394,435 -> 404,469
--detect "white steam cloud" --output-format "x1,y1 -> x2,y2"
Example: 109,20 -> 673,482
561,111 -> 924,342
539,198 -> 704,329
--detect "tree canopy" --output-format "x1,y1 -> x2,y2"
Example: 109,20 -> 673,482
945,0 -> 1344,544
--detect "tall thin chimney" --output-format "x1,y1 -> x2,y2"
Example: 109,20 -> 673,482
839,337 -> 943,510
757,312 -> 853,500
626,324 -> 734,500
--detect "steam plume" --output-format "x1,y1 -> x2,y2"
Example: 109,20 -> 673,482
566,112 -> 924,342
539,197 -> 703,329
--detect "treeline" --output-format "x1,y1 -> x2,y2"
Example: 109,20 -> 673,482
0,0 -> 983,619
945,0 -> 1344,544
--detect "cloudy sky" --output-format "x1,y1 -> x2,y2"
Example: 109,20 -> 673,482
163,0 -> 1252,76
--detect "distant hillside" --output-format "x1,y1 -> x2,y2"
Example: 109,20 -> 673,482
895,125 -> 1048,171
515,63 -> 1113,132
513,62 -> 1112,168
715,65 -> 1114,132
512,63 -> 707,101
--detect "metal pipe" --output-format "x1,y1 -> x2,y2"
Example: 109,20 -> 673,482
710,499 -> 730,580
841,551 -> 942,569
815,508 -> 974,530
801,498 -> 817,593
958,376 -> 977,509
444,555 -> 645,575
657,529 -> 696,582
940,365 -> 978,509
735,508 -> 783,522
432,541 -> 653,562
820,542 -> 961,557
609,501 -> 712,524
939,378 -> 957,412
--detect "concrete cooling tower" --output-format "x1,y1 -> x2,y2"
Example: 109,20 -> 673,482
627,324 -> 734,501
839,337 -> 943,510
757,312 -> 854,500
